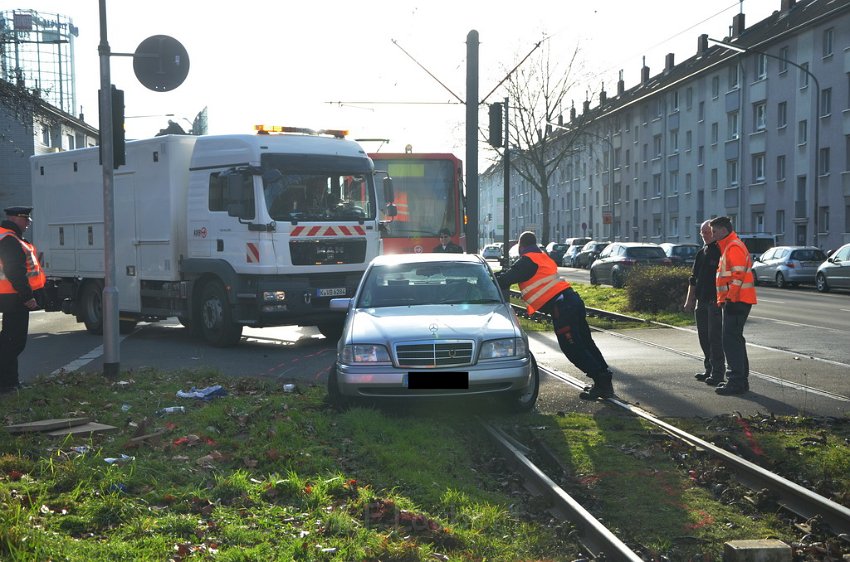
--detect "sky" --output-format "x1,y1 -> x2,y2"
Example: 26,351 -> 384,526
10,0 -> 782,168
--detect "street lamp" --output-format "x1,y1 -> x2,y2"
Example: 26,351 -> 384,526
709,38 -> 821,248
548,121 -> 615,241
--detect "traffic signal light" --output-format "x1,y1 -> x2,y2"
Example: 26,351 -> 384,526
488,102 -> 503,148
98,85 -> 125,169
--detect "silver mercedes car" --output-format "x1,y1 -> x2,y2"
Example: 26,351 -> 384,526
327,253 -> 539,412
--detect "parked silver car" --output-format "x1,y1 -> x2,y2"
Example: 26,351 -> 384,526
815,243 -> 850,293
751,246 -> 827,288
327,253 -> 539,411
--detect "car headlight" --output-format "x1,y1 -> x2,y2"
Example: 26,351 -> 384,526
479,337 -> 526,359
340,344 -> 391,364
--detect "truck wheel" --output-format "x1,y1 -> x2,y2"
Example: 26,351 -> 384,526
80,281 -> 104,335
317,321 -> 344,342
199,281 -> 243,347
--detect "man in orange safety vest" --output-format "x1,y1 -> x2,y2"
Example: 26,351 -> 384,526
496,231 -> 614,400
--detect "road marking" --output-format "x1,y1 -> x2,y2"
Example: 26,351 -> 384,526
749,315 -> 848,334
51,334 -> 133,376
756,298 -> 786,303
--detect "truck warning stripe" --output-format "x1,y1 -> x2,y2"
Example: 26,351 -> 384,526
289,225 -> 366,237
247,242 -> 260,263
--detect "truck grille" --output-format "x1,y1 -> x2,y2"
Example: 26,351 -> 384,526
290,239 -> 366,265
395,341 -> 474,368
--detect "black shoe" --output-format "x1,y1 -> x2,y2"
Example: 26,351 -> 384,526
0,384 -> 21,395
715,382 -> 749,395
704,375 -> 724,386
694,372 -> 709,381
580,371 -> 614,400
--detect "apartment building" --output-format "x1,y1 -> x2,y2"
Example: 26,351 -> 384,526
480,0 -> 850,251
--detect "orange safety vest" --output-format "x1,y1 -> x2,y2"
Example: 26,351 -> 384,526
518,251 -> 571,314
0,228 -> 46,294
715,232 -> 756,305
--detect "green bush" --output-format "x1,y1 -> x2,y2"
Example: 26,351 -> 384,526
624,266 -> 690,313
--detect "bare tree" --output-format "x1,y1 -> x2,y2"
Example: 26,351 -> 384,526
495,42 -> 593,246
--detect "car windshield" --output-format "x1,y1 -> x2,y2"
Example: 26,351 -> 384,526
357,262 -> 503,307
627,247 -> 666,258
791,249 -> 826,261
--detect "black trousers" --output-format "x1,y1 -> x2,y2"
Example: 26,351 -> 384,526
0,304 -> 30,388
550,290 -> 609,377
722,301 -> 752,384
695,299 -> 724,377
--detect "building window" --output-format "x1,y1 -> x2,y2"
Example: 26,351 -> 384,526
41,126 -> 50,147
820,88 -> 832,117
779,46 -> 789,73
670,171 -> 678,194
799,62 -> 809,89
727,112 -> 739,139
685,173 -> 692,193
670,129 -> 679,152
823,28 -> 833,58
777,101 -> 787,128
819,207 -> 829,233
653,217 -> 662,237
728,65 -> 739,89
754,213 -> 765,232
711,76 -> 720,99
671,90 -> 679,112
698,101 -> 705,121
756,54 -> 767,80
711,168 -> 718,190
711,122 -> 719,145
670,216 -> 679,237
776,209 -> 785,234
798,120 -> 808,145
686,87 -> 693,110
727,159 -> 738,186
653,135 -> 662,157
754,102 -> 766,131
685,130 -> 692,151
753,153 -> 766,182
819,147 -> 830,175
846,136 -> 850,171
777,155 -> 786,181
698,146 -> 705,166
653,174 -> 661,196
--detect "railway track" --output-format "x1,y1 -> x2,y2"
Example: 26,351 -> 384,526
485,294 -> 850,558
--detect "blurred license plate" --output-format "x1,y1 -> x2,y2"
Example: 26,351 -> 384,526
405,372 -> 469,390
318,287 -> 346,297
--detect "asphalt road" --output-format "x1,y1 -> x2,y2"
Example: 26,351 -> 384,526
17,278 -> 849,419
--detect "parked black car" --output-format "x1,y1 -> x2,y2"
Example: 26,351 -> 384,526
659,243 -> 701,268
589,242 -> 673,288
544,242 -> 569,265
574,241 -> 609,269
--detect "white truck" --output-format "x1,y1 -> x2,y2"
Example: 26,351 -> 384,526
31,126 -> 385,346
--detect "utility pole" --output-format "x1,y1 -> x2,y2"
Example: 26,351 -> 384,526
465,30 -> 479,254
98,0 -> 119,377
501,98 -> 511,267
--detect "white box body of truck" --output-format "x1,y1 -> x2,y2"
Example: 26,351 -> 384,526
31,131 -> 381,345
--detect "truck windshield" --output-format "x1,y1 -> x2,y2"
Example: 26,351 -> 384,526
262,156 -> 375,222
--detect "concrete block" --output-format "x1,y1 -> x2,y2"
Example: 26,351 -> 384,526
723,539 -> 792,562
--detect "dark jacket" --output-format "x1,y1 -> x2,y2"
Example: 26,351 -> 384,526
689,241 -> 720,303
0,219 -> 34,303
432,241 -> 463,253
495,245 -> 563,315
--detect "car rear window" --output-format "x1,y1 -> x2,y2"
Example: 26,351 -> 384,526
791,249 -> 826,261
673,246 -> 699,257
627,247 -> 666,258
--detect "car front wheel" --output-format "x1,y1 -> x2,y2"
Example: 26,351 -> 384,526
504,353 -> 539,413
816,272 -> 830,293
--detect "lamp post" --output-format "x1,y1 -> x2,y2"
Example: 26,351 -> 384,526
547,122 -> 615,241
709,38 -> 821,248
